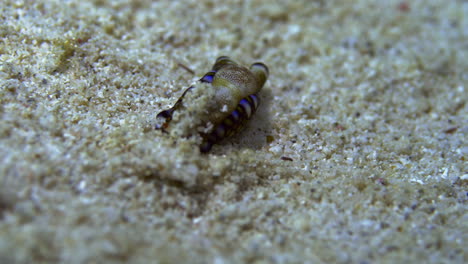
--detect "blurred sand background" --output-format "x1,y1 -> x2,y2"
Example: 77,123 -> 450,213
0,0 -> 467,263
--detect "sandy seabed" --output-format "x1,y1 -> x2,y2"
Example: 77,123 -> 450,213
0,0 -> 467,263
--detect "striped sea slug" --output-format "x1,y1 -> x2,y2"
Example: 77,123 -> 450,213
156,56 -> 269,153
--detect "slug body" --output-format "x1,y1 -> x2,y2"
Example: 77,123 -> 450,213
156,56 -> 269,153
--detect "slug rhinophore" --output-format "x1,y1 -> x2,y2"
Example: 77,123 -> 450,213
155,56 -> 269,153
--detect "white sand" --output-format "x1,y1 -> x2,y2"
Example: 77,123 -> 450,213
0,0 -> 466,263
